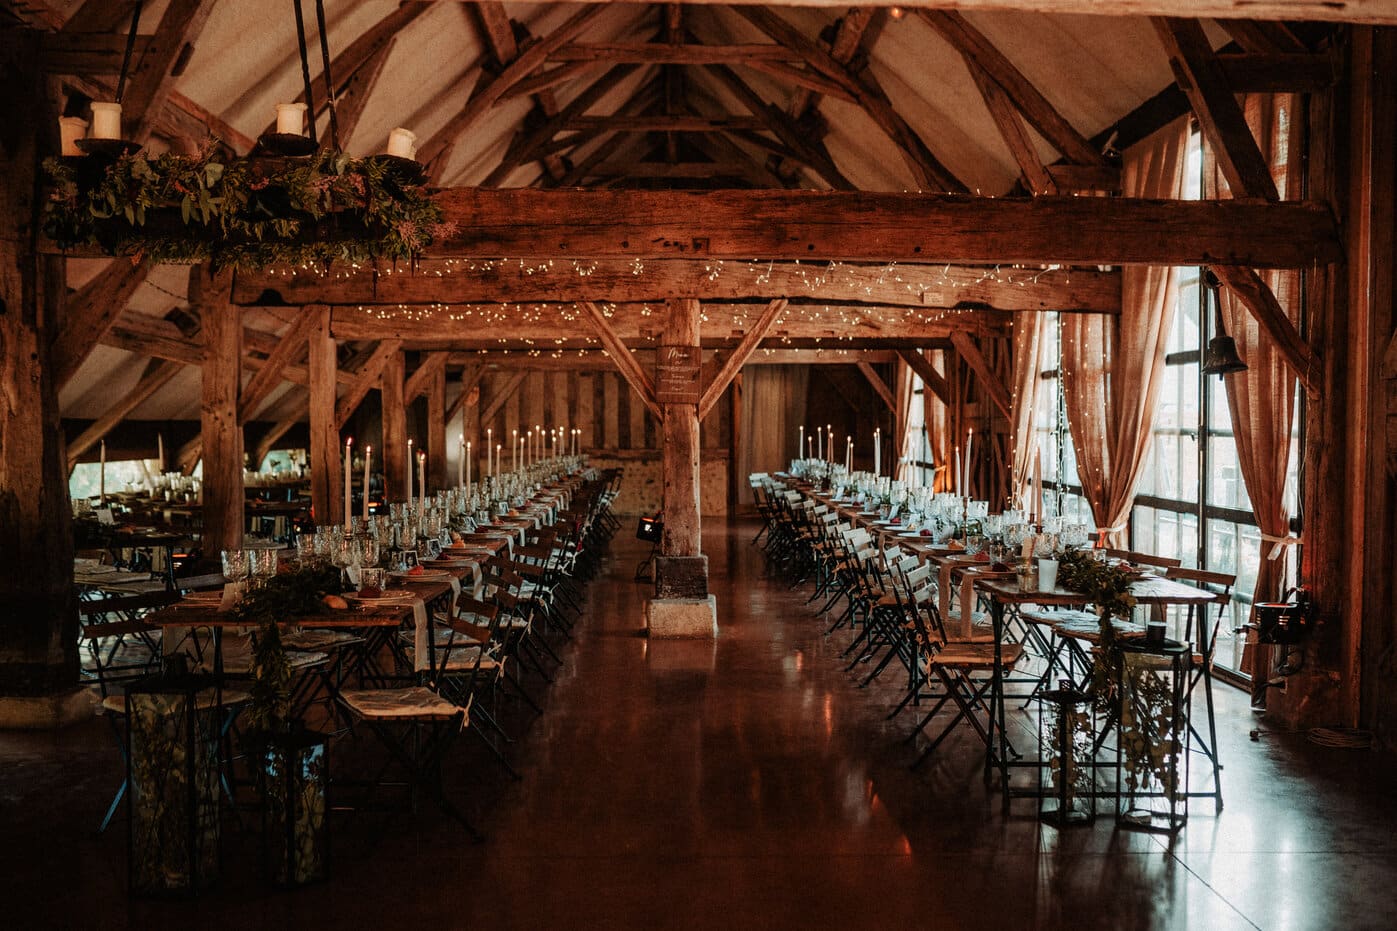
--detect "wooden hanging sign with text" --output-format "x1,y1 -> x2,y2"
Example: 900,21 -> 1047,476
655,345 -> 702,405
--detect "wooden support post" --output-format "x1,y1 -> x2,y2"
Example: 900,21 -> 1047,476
381,350 -> 407,503
307,308 -> 341,528
729,371 -> 743,513
0,50 -> 81,707
427,362 -> 447,492
660,298 -> 703,560
195,267 -> 243,553
578,300 -> 661,419
647,296 -> 715,634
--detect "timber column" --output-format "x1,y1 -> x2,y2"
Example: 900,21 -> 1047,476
647,298 -> 717,637
0,39 -> 85,726
196,268 -> 243,553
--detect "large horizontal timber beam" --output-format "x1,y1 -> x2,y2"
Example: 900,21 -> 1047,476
234,259 -> 1119,313
396,1 -> 1397,28
327,302 -> 1006,346
413,190 -> 1337,268
447,349 -> 901,370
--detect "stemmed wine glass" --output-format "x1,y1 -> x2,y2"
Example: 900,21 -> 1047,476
221,549 -> 249,585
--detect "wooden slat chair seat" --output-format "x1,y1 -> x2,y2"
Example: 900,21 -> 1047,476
1051,615 -> 1148,645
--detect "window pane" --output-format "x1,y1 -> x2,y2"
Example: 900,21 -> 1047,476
1207,435 -> 1252,511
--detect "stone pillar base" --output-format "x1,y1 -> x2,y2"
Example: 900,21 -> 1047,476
646,595 -> 718,638
0,686 -> 97,730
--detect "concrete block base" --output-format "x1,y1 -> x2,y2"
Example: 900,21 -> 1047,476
0,687 -> 97,730
646,595 -> 718,638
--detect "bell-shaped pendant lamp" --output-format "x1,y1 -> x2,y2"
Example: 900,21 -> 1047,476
1201,270 -> 1248,378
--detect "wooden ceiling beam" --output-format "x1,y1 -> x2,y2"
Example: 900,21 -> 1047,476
743,59 -> 856,104
1155,17 -> 1279,201
552,43 -> 804,64
403,351 -> 450,402
447,348 -> 901,369
734,5 -> 966,192
896,347 -> 952,405
504,62 -> 596,100
966,61 -> 1056,195
566,114 -> 766,132
51,258 -> 151,391
406,188 -> 1336,266
1210,264 -> 1321,396
418,3 -> 610,180
478,370 -> 529,424
698,298 -> 788,419
786,7 -> 873,119
238,308 -> 318,425
124,0 -> 217,147
335,340 -> 403,429
856,360 -> 896,411
578,300 -> 661,419
66,360 -> 183,468
949,330 -> 1011,417
444,363 -> 485,424
919,9 -> 1105,167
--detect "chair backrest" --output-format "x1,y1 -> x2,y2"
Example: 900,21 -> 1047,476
1105,548 -> 1182,570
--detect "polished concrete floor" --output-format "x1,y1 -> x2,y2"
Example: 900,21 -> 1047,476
3,519 -> 1396,930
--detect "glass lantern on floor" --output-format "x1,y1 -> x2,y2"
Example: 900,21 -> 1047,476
1038,681 -> 1096,827
1115,641 -> 1190,834
125,673 -> 222,896
259,728 -> 330,887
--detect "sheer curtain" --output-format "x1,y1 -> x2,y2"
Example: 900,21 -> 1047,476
738,365 -> 809,505
1208,94 -> 1302,612
924,350 -> 955,492
1010,314 -> 1046,508
1062,117 -> 1189,545
894,362 -> 917,481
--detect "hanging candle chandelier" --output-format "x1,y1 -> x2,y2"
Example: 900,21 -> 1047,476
43,0 -> 450,271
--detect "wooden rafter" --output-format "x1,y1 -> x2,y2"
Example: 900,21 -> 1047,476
418,3 -> 610,181
785,7 -> 872,120
966,60 -> 1055,194
856,361 -> 896,412
125,0 -> 217,146
254,408 -> 302,467
919,9 -> 1105,167
66,360 -> 183,468
238,309 -> 319,425
478,370 -> 529,425
896,348 -> 952,405
949,331 -> 1011,417
474,2 -> 569,181
1210,265 -> 1321,396
578,300 -> 661,420
51,258 -> 150,391
698,298 -> 788,419
552,42 -> 804,64
335,340 -> 403,429
259,2 -> 431,138
1154,17 -> 1279,201
403,351 -> 450,402
444,363 -> 485,425
734,5 -> 966,192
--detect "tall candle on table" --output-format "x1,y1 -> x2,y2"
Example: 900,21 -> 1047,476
799,425 -> 805,461
845,437 -> 852,472
416,452 -> 426,523
406,438 -> 413,503
486,428 -> 493,476
466,440 -> 472,488
458,434 -> 465,488
873,428 -> 881,476
343,437 -> 353,530
827,425 -> 833,464
512,430 -> 518,471
99,439 -> 106,500
157,433 -> 165,472
1033,445 -> 1043,526
953,446 -> 961,497
362,445 -> 372,521
816,426 -> 823,460
963,428 -> 974,502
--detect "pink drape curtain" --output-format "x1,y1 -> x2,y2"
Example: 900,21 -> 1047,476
924,350 -> 954,492
894,362 -> 917,481
1207,94 -> 1302,611
1061,118 -> 1189,545
1010,314 -> 1046,508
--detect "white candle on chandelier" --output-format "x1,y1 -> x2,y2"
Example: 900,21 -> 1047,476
58,116 -> 87,156
362,445 -> 372,521
89,102 -> 122,140
343,437 -> 353,530
274,102 -> 306,136
385,127 -> 417,160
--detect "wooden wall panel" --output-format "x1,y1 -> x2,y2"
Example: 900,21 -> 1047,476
603,372 -> 620,448
577,372 -> 595,451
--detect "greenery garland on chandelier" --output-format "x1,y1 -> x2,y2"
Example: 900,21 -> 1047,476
42,144 -> 454,270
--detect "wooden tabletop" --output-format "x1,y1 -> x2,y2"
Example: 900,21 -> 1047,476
975,574 -> 1221,607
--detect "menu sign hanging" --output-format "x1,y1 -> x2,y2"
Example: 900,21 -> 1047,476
654,345 -> 702,405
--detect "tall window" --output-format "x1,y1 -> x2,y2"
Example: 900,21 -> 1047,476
1032,127 -> 1299,680
905,375 -> 934,486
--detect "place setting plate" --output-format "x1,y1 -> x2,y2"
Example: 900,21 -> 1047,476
389,569 -> 452,581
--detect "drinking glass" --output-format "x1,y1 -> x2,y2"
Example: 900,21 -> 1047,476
359,534 -> 380,569
295,533 -> 317,566
221,548 -> 249,583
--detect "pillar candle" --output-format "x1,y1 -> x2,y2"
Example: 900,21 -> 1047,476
90,102 -> 122,140
406,438 -> 413,502
416,452 -> 426,523
964,428 -> 974,501
343,437 -> 353,530
362,445 -> 372,521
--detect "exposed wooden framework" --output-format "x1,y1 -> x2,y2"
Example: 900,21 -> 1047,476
50,259 -> 150,392
856,360 -> 897,412
697,298 -> 787,419
896,347 -> 952,405
237,309 -> 319,425
65,360 -> 182,468
578,300 -> 662,419
949,330 -> 1011,417
335,340 -> 403,429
